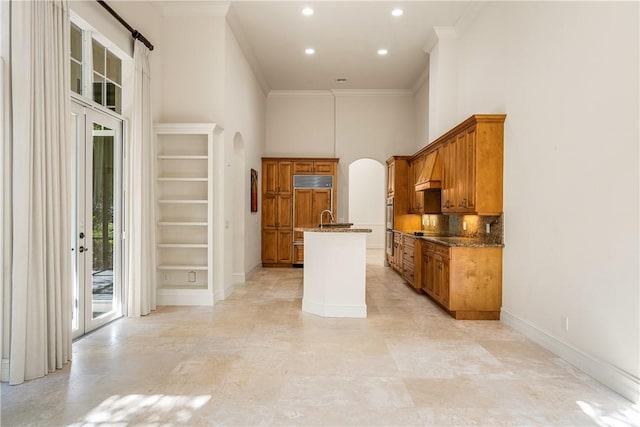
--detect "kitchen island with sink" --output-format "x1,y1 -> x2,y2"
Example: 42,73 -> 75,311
296,226 -> 372,318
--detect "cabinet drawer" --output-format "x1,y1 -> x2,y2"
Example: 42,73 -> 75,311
313,162 -> 335,175
293,161 -> 314,174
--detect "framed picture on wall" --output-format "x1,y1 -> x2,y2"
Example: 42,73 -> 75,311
250,168 -> 258,212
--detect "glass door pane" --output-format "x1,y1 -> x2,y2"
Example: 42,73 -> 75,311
72,102 -> 123,337
91,122 -> 116,319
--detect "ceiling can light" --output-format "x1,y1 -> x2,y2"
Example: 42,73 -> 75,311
305,48 -> 315,55
302,7 -> 314,16
391,8 -> 404,17
378,49 -> 388,56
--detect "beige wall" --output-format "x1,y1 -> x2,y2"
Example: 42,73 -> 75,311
265,90 -> 416,221
451,1 -> 639,401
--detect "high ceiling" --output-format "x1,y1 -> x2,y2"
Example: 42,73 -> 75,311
227,1 -> 472,91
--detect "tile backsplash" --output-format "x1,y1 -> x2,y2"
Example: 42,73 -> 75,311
422,214 -> 503,244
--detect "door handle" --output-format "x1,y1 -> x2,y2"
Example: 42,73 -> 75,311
78,246 -> 88,253
79,232 -> 85,239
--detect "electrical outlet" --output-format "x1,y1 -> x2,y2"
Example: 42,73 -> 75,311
431,218 -> 436,226
486,223 -> 491,234
463,221 -> 467,231
188,271 -> 196,283
562,316 -> 569,332
163,273 -> 168,282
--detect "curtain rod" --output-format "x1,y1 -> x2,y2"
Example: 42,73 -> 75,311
97,0 -> 154,51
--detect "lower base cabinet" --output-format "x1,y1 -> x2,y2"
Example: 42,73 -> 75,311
262,229 -> 293,265
421,241 -> 502,320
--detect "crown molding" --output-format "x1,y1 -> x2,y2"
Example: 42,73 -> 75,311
423,26 -> 457,53
225,6 -> 270,95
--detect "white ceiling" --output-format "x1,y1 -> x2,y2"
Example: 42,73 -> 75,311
227,1 -> 472,91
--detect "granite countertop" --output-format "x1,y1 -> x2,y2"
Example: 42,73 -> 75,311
395,230 -> 504,248
295,227 -> 372,233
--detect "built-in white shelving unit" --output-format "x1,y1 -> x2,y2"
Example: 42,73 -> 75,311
154,123 -> 223,305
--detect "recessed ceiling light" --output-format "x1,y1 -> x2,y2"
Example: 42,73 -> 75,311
302,7 -> 314,16
391,8 -> 404,17
305,48 -> 315,55
378,49 -> 388,56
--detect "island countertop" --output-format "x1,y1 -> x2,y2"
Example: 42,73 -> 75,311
295,227 -> 372,233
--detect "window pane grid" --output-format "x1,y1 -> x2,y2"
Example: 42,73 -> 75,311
71,26 -> 122,114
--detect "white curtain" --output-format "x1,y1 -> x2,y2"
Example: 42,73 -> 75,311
9,0 -> 71,384
125,40 -> 156,317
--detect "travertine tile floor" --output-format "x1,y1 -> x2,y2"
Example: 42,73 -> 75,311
2,250 -> 638,426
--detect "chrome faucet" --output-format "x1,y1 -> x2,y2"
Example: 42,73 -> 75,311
320,209 -> 334,228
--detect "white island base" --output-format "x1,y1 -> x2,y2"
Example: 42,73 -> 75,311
301,229 -> 370,318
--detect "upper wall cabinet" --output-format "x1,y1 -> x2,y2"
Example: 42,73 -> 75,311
293,160 -> 335,175
263,160 -> 292,195
439,115 -> 505,216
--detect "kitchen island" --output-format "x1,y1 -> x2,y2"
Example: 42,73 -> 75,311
296,227 -> 372,318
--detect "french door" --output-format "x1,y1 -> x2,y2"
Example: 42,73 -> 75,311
71,101 -> 123,338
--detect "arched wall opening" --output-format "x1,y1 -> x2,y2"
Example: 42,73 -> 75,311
348,158 -> 386,250
232,132 -> 245,283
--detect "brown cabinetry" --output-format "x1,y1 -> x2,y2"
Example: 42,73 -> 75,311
401,235 -> 416,287
262,157 -> 338,267
392,232 -> 402,271
420,240 -> 502,320
440,116 -> 505,215
293,160 -> 335,175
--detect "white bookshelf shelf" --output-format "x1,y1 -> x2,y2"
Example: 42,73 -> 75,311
155,123 -> 223,306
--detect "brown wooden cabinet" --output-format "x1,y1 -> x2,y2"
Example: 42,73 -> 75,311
262,157 -> 338,267
440,116 -> 504,215
392,232 -> 402,271
420,240 -> 502,320
263,160 -> 292,195
293,160 -> 335,175
401,235 -> 416,287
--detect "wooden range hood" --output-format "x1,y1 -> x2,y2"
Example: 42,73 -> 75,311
414,150 -> 442,191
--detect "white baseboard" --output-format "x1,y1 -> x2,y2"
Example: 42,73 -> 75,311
157,289 -> 214,306
245,263 -> 261,281
1,358 -> 9,382
501,309 -> 640,403
214,283 -> 234,302
302,298 -> 367,318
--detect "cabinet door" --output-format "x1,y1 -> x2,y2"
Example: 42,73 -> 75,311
293,161 -> 314,175
278,162 -> 293,194
312,189 -> 332,225
441,140 -> 454,212
387,162 -> 395,196
422,246 -> 436,295
313,161 -> 334,175
263,160 -> 278,194
262,230 -> 277,263
277,229 -> 293,263
407,162 -> 416,213
461,127 -> 477,211
277,194 -> 293,228
262,193 -> 277,229
294,189 -> 313,242
440,257 -> 450,307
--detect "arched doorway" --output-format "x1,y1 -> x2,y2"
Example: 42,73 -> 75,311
232,133 -> 245,283
348,159 -> 386,250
